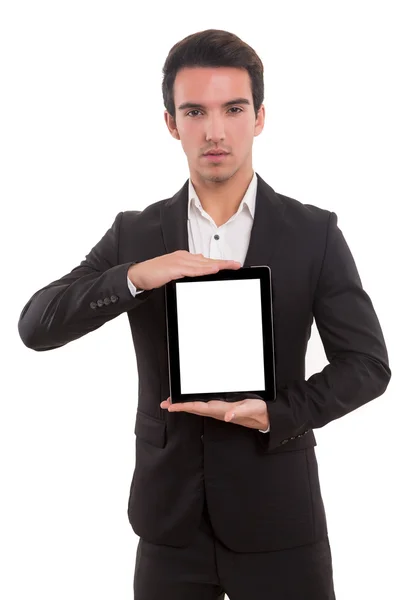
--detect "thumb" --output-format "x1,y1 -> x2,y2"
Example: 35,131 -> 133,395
225,399 -> 246,422
225,411 -> 236,423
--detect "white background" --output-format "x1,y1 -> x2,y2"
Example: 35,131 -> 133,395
1,1 -> 399,598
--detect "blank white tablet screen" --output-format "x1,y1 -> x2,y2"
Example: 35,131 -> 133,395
175,278 -> 265,394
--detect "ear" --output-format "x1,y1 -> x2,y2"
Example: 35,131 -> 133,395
164,111 -> 180,140
254,104 -> 265,138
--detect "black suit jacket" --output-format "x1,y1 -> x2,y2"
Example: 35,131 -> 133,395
18,173 -> 391,552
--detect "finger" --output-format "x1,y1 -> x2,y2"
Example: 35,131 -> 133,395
168,401 -> 201,412
225,412 -> 236,423
160,397 -> 171,408
189,264 -> 241,275
190,255 -> 241,268
169,401 -> 212,414
171,401 -> 198,410
193,254 -> 239,265
214,260 -> 241,268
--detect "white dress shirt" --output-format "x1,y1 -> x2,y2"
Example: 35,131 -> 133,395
127,170 -> 270,433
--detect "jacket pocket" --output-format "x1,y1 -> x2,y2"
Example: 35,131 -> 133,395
135,410 -> 167,448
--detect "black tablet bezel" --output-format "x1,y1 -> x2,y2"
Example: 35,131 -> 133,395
164,266 -> 276,404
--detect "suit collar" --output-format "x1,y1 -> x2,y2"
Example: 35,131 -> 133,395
160,172 -> 286,268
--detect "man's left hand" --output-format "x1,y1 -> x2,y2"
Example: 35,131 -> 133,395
160,397 -> 269,431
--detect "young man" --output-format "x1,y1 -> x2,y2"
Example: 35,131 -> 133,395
18,29 -> 391,600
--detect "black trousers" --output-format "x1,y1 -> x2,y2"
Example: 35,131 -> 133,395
133,494 -> 336,599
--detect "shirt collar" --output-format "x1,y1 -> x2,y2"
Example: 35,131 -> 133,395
188,170 -> 257,221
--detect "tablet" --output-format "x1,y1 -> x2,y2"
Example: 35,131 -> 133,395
164,266 -> 276,404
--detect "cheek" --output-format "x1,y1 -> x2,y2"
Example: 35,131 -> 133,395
179,128 -> 198,151
238,121 -> 254,140
230,119 -> 252,141
177,135 -> 194,157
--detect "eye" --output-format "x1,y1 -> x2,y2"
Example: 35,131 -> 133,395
186,107 -> 243,117
228,107 -> 243,114
187,109 -> 202,117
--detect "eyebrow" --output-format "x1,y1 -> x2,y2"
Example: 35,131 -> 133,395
177,97 -> 251,111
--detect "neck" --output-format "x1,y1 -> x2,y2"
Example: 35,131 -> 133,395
190,166 -> 254,227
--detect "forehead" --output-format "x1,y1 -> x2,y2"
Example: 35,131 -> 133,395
174,67 -> 252,105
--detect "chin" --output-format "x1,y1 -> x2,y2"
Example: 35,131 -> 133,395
203,171 -> 231,183
198,163 -> 235,181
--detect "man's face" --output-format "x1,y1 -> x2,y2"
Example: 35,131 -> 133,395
164,67 -> 265,183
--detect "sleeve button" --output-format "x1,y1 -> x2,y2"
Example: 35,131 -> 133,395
103,297 -> 111,305
90,301 -> 97,309
110,295 -> 118,303
97,299 -> 104,307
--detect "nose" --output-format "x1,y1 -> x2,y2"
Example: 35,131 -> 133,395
205,115 -> 225,144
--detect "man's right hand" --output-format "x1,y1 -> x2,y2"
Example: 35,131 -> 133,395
127,250 -> 242,291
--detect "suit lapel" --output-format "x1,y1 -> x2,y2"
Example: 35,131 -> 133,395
160,172 -> 286,267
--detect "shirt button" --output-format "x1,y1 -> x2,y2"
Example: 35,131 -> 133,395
214,234 -> 220,240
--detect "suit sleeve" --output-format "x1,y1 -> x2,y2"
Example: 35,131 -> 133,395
18,211 -> 153,351
261,211 -> 391,452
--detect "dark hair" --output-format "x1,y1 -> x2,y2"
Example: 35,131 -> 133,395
162,29 -> 264,120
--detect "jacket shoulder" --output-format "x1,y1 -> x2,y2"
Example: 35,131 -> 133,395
121,197 -> 169,223
276,190 -> 332,227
